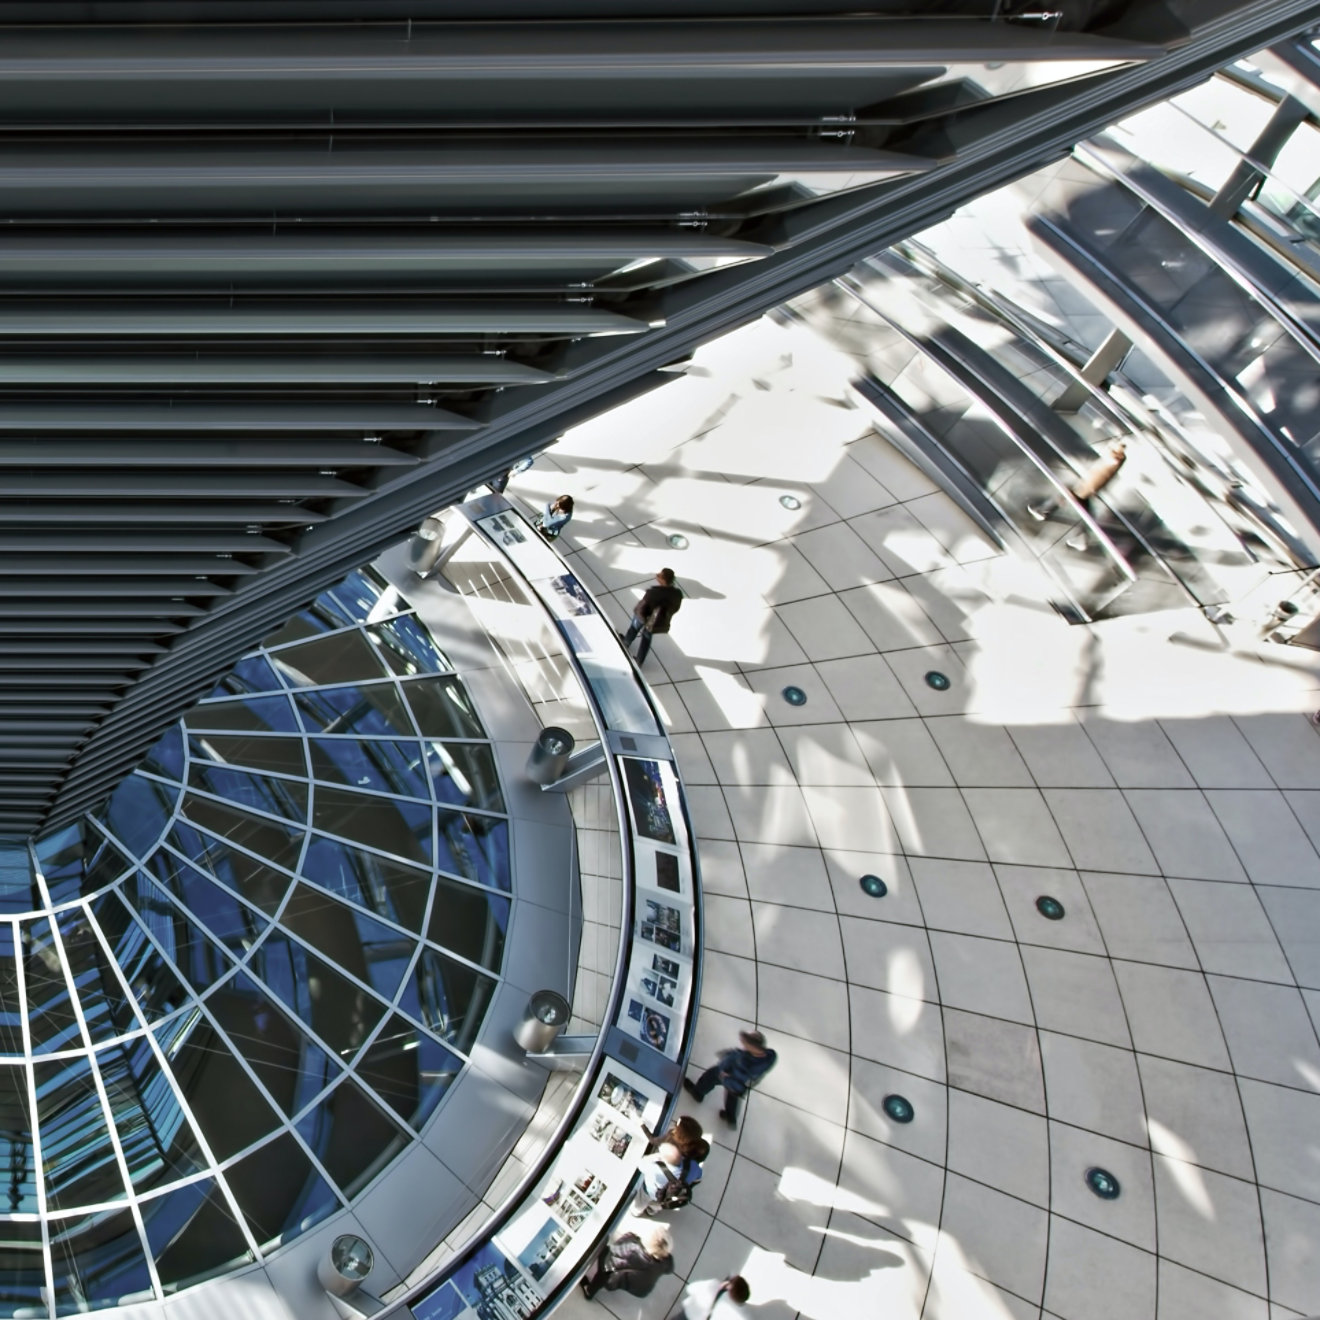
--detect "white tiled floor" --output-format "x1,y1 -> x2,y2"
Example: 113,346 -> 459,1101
544,315 -> 1320,1320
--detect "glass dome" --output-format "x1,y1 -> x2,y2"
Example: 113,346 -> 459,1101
0,569 -> 510,1313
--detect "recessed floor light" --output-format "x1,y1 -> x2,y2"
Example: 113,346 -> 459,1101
924,671 -> 951,691
779,494 -> 802,510
883,1094 -> 914,1123
782,685 -> 807,706
667,533 -> 689,550
1086,1167 -> 1120,1199
1036,895 -> 1065,920
860,874 -> 888,898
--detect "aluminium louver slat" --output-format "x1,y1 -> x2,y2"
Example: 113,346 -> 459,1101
0,533 -> 290,553
0,600 -> 206,618
0,577 -> 233,597
0,441 -> 419,467
0,231 -> 773,276
0,504 -> 319,524
0,404 -> 470,431
0,476 -> 356,498
0,303 -> 655,337
0,356 -> 555,385
0,555 -> 260,575
0,142 -> 931,217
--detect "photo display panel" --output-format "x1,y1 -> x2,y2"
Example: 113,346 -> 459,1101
619,757 -> 695,1062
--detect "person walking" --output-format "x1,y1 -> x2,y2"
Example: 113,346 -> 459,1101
1027,438 -> 1127,520
671,1275 -> 752,1320
536,494 -> 575,540
683,1029 -> 777,1127
580,1222 -> 674,1301
621,567 -> 683,666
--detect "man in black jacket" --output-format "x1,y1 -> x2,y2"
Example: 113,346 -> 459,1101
580,1223 -> 674,1300
621,567 -> 683,666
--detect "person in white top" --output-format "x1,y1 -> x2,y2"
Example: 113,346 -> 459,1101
631,1140 -> 684,1215
673,1274 -> 751,1320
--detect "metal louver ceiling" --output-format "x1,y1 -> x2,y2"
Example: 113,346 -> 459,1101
0,0 -> 1313,836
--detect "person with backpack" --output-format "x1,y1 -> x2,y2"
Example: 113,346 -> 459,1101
641,1137 -> 708,1217
620,567 -> 682,666
631,1136 -> 703,1216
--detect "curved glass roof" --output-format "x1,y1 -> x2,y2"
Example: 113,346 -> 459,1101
0,568 -> 510,1314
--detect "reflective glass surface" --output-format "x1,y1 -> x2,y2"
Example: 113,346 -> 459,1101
0,568 -> 510,1312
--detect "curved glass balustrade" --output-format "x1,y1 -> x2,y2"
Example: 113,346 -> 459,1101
0,568 -> 509,1314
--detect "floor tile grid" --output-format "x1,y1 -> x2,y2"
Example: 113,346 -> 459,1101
588,520 -> 1288,1314
535,314 -> 1320,1319
609,594 -> 1298,1317
656,599 -> 1113,1314
876,701 -> 1164,1317
999,702 -> 1320,1306
694,674 -> 1299,1314
987,691 -> 1291,1308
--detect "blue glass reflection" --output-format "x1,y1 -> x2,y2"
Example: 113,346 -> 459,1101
223,971 -> 342,1118
35,1055 -> 126,1211
279,885 -> 412,1002
188,693 -> 300,735
94,776 -> 177,860
186,762 -> 308,824
144,854 -> 259,951
0,1065 -> 36,1210
309,737 -> 430,800
294,685 -> 414,737
0,926 -> 21,1056
207,653 -> 284,699
0,843 -> 36,915
368,612 -> 451,675
25,919 -> 82,1054
140,722 -> 185,781
300,836 -> 431,932
97,1035 -> 203,1191
90,891 -> 188,1028
319,569 -> 388,626
294,1076 -> 409,1199
435,810 -> 510,892
56,909 -> 129,1045
48,1209 -> 155,1315
38,826 -> 132,906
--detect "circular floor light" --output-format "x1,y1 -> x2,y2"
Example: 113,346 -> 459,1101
667,533 -> 689,550
779,494 -> 802,510
860,874 -> 888,899
782,685 -> 807,706
883,1095 -> 914,1123
1036,895 -> 1065,921
1085,1167 -> 1121,1199
924,671 -> 951,691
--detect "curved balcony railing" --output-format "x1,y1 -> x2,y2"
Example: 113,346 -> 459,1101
376,492 -> 704,1320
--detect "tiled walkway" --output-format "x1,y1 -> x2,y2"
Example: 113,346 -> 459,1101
537,316 -> 1320,1320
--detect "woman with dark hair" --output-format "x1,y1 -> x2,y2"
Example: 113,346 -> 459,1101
537,494 -> 574,540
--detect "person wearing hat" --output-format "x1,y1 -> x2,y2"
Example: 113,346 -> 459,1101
683,1029 -> 777,1127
